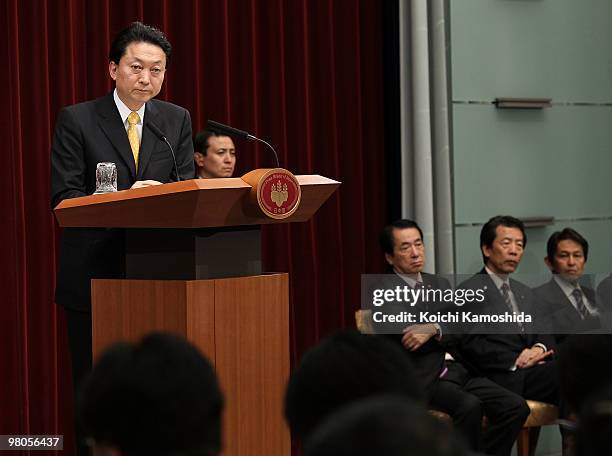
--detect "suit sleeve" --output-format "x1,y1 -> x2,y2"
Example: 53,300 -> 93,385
451,276 -> 521,372
456,334 -> 521,372
432,276 -> 464,346
597,277 -> 612,310
173,108 -> 195,181
520,285 -> 556,351
50,108 -> 88,208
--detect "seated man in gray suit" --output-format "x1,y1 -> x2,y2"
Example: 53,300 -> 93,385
534,228 -> 601,345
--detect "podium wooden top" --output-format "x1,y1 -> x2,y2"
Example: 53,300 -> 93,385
54,175 -> 340,228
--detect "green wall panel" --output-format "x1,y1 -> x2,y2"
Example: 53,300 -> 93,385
450,0 -> 612,102
452,104 -> 612,224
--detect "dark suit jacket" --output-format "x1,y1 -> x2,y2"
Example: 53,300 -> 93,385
51,92 -> 195,311
373,272 -> 460,396
533,278 -> 600,345
597,275 -> 612,310
457,269 -> 556,384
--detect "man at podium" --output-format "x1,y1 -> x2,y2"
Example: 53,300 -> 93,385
50,22 -> 195,392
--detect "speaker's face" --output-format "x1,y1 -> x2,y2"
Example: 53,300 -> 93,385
109,41 -> 167,111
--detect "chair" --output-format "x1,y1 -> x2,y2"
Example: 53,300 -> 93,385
517,400 -> 559,456
355,308 -> 374,334
354,309 -> 560,456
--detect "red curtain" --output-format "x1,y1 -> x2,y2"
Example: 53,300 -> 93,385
1,0 -> 389,451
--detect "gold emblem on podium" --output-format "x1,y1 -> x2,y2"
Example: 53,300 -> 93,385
271,180 -> 289,207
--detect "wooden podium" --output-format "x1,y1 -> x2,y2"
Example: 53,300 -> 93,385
54,174 -> 340,456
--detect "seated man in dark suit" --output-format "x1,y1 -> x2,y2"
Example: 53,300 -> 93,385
374,219 -> 528,456
534,228 -> 601,345
458,215 -> 558,408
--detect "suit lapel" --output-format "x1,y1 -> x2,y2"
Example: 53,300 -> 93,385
509,278 -> 529,313
96,93 -> 136,180
479,269 -> 508,313
583,286 -> 598,310
478,270 -> 528,337
137,101 -> 161,180
546,280 -> 581,326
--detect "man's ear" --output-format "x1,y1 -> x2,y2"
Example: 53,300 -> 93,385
109,61 -> 118,81
481,244 -> 490,261
384,252 -> 394,267
193,152 -> 205,166
544,256 -> 555,273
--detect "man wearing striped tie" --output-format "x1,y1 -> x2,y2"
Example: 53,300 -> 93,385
457,216 -> 560,414
534,228 -> 602,346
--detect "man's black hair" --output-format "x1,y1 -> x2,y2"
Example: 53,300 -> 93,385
284,330 -> 424,441
480,215 -> 527,265
546,227 -> 589,263
109,22 -> 172,67
77,333 -> 223,456
194,129 -> 228,156
379,219 -> 424,256
305,395 -> 466,456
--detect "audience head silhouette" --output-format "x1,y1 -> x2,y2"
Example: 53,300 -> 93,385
305,395 -> 467,456
78,332 -> 224,456
284,329 -> 424,441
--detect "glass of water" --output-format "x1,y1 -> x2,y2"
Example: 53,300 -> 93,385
94,162 -> 117,194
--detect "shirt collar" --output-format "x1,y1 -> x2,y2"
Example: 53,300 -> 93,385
394,270 -> 423,287
113,89 -> 146,125
485,266 -> 509,290
553,275 -> 581,298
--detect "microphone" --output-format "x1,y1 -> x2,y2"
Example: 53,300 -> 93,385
207,120 -> 280,168
146,122 -> 180,182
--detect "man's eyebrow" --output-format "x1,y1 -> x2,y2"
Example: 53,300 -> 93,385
130,57 -> 164,64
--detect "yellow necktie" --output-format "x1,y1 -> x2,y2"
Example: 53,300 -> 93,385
127,111 -> 141,170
